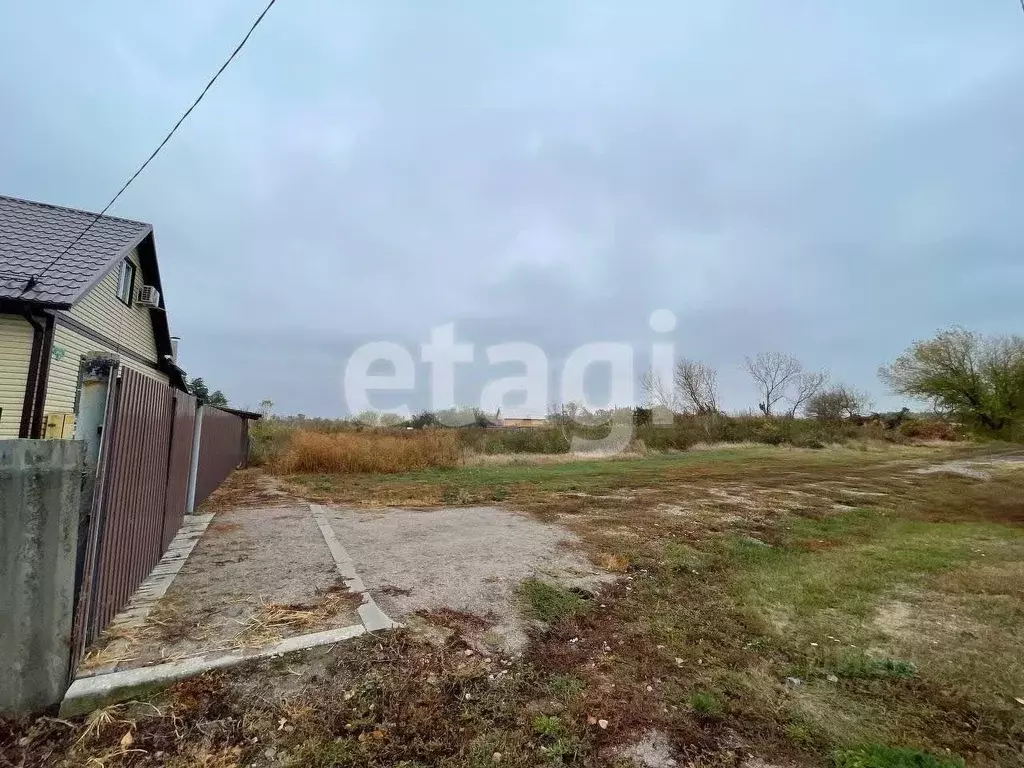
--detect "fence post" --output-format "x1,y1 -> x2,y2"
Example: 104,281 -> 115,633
185,404 -> 204,514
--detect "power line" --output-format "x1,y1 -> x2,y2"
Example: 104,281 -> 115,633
20,0 -> 278,296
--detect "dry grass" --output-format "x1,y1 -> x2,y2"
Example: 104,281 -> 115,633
234,584 -> 362,646
270,429 -> 462,475
596,552 -> 630,572
197,467 -> 299,513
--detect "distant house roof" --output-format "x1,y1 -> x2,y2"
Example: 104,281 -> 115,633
0,194 -> 152,306
499,410 -> 548,421
213,405 -> 263,421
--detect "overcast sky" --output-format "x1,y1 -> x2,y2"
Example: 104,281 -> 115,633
2,1 -> 1021,416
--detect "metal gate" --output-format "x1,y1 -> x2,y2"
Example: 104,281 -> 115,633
71,369 -> 197,667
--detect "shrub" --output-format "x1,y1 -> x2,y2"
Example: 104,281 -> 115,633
459,426 -> 571,455
898,418 -> 960,441
271,429 -> 461,474
247,420 -> 295,466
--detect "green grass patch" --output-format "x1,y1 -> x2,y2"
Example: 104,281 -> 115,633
532,715 -> 567,738
531,715 -> 583,763
688,690 -> 725,718
288,445 -> 803,502
518,578 -> 592,624
834,654 -> 917,680
545,674 -> 586,699
832,744 -> 965,768
727,509 -> 1019,620
663,541 -> 715,574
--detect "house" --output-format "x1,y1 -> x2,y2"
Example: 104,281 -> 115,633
499,416 -> 549,429
0,194 -> 186,439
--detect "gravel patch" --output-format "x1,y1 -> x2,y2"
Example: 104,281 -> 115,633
618,730 -> 677,767
913,454 -> 1024,481
81,504 -> 359,672
324,505 -> 612,651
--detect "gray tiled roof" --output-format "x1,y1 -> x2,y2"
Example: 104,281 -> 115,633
0,194 -> 152,306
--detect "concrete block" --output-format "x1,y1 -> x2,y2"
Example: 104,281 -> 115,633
0,440 -> 86,713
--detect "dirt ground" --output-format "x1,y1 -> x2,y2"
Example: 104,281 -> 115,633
35,445 -> 1021,768
80,478 -> 360,673
325,505 -> 612,651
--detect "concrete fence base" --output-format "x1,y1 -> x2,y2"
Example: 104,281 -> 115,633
0,440 -> 86,713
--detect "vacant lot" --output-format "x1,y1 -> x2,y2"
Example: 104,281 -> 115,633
4,443 -> 1022,767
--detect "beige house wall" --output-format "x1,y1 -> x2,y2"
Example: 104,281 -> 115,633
43,323 -> 168,417
0,313 -> 33,438
67,248 -> 159,366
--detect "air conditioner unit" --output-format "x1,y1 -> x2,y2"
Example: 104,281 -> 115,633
136,285 -> 160,308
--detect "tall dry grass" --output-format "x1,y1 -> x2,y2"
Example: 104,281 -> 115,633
270,429 -> 461,475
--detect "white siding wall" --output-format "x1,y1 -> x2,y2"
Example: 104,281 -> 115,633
67,248 -> 159,365
0,313 -> 33,437
43,323 -> 168,415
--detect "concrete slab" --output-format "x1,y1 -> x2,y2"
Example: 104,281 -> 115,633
61,623 -> 366,717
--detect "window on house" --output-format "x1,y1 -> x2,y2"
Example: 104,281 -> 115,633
116,260 -> 135,305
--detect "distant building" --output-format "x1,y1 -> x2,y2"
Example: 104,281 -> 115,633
499,415 -> 549,429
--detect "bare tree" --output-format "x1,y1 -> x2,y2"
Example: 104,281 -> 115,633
638,369 -> 680,413
786,371 -> 828,417
674,360 -> 719,414
744,352 -> 802,416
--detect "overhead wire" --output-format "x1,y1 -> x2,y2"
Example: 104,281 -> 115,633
19,0 -> 278,297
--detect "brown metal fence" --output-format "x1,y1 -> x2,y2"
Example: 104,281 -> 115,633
163,389 -> 198,550
193,406 -> 248,508
90,369 -> 173,634
71,369 -> 202,667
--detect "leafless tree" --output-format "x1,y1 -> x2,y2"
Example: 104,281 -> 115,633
674,360 -> 719,414
638,370 -> 681,413
786,371 -> 828,417
744,352 -> 802,416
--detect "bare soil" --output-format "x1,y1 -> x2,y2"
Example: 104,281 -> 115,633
324,505 -> 613,651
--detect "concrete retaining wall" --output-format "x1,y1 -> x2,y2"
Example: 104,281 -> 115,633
0,440 -> 86,713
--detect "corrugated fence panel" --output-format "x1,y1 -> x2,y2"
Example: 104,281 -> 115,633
71,376 -> 254,668
163,390 -> 197,550
90,369 -> 174,633
194,406 -> 246,508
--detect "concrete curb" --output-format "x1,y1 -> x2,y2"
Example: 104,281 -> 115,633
60,504 -> 398,716
311,504 -> 399,632
78,513 -> 215,678
61,624 -> 365,717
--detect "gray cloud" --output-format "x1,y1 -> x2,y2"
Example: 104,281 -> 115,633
1,1 -> 1021,415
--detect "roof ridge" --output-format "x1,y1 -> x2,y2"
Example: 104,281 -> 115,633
0,193 -> 150,227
